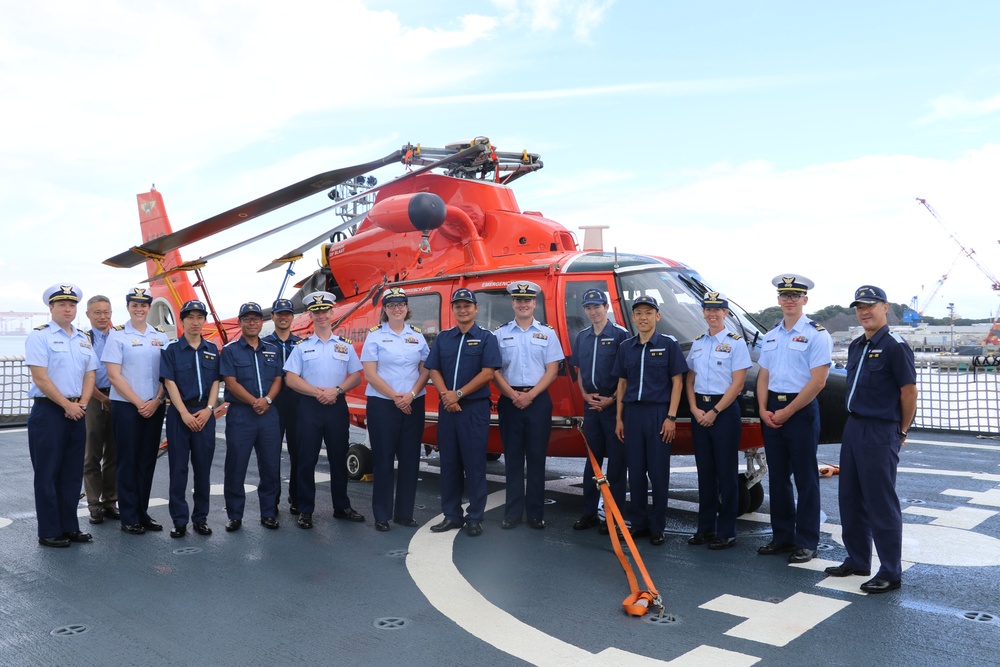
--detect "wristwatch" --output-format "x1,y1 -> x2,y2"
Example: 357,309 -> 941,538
264,396 -> 272,405
898,430 -> 908,439
336,386 -> 344,395
456,390 -> 464,399
207,404 -> 216,411
666,414 -> 677,422
710,407 -> 720,415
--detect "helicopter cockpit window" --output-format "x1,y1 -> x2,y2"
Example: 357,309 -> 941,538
564,280 -> 615,345
474,289 -> 548,331
618,270 -> 707,350
406,293 -> 442,347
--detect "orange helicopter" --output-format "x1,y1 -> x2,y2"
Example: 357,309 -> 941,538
105,137 -> 848,515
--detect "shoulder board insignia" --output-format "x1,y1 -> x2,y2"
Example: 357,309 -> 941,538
114,324 -> 125,331
613,323 -> 628,331
727,331 -> 743,340
155,326 -> 166,333
890,331 -> 906,344
342,338 -> 353,345
34,323 -> 49,330
666,334 -> 678,343
293,338 -> 304,345
543,323 -> 554,330
368,325 -> 380,332
224,340 -> 238,348
494,323 -> 504,331
694,333 -> 706,340
809,321 -> 826,331
411,325 -> 422,333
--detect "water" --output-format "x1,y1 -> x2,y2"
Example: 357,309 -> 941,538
0,336 -> 27,358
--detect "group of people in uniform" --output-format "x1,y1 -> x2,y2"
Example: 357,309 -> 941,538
26,274 -> 916,593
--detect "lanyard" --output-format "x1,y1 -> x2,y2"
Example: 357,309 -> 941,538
453,332 -> 465,390
195,347 -> 203,403
253,348 -> 263,398
590,332 -> 599,390
638,341 -> 647,402
846,340 -> 869,413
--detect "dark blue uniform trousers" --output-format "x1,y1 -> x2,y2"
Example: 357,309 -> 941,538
624,402 -> 672,533
691,399 -> 742,539
581,406 -> 627,518
437,398 -> 490,523
368,396 -> 424,523
224,404 -> 281,521
166,407 -> 216,525
28,400 -> 85,538
113,401 -> 165,527
839,417 -> 903,581
296,396 -> 352,515
498,392 -> 552,522
274,389 -> 300,507
762,396 -> 820,549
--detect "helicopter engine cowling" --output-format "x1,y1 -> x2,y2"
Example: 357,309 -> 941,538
368,192 -> 447,233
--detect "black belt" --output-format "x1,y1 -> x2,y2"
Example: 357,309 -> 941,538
510,386 -> 535,392
183,402 -> 208,411
768,391 -> 799,403
697,394 -> 724,403
97,387 -> 111,395
35,396 -> 80,404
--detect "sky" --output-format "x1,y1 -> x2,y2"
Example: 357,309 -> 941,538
3,0 -> 1000,331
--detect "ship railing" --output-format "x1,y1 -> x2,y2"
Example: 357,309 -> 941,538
832,351 -> 1000,435
0,356 -> 32,426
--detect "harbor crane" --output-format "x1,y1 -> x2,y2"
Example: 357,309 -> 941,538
916,198 -> 1000,345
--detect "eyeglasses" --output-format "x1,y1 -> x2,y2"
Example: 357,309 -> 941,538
778,293 -> 805,301
384,303 -> 408,310
241,316 -> 263,322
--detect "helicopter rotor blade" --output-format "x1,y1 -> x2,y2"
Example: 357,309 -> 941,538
258,211 -> 367,273
104,149 -> 405,269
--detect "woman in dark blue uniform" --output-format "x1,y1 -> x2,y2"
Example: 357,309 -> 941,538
220,302 -> 284,532
160,300 -> 220,537
102,288 -> 168,535
360,288 -> 430,532
613,296 -> 687,546
685,292 -> 752,550
26,283 -> 98,548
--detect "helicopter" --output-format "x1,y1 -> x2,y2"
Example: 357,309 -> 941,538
105,136 -> 849,515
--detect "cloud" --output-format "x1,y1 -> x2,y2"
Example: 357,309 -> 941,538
918,92 -> 1000,125
491,0 -> 613,41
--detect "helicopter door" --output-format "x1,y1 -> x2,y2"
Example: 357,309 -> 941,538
404,291 -> 443,347
562,279 -> 614,344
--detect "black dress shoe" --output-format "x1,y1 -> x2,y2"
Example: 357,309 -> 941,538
289,505 -> 300,515
260,517 -> 279,530
141,519 -> 163,532
375,521 -> 390,532
708,537 -> 738,550
630,527 -> 651,539
393,518 -> 419,528
192,522 -> 212,536
103,506 -> 121,520
170,525 -> 187,538
687,532 -> 716,546
63,531 -> 93,543
89,510 -> 104,525
861,577 -> 901,594
757,541 -> 795,555
225,519 -> 242,532
824,564 -> 871,577
297,513 -> 313,529
649,532 -> 665,545
39,536 -> 71,548
121,523 -> 146,535
501,519 -> 520,530
573,514 -> 600,530
527,518 -> 546,530
466,521 -> 483,537
597,521 -> 610,535
788,548 -> 817,563
430,519 -> 463,533
333,508 -> 365,522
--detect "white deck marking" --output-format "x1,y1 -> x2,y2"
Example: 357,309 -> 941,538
903,505 -> 998,529
700,592 -> 850,647
898,467 -> 1000,483
823,520 -> 1000,567
941,487 -> 1000,508
406,490 -> 764,666
0,518 -> 12,528
908,438 -> 1000,452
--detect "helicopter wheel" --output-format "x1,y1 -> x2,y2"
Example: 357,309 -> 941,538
346,443 -> 373,481
746,478 -> 765,513
736,473 -> 752,516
